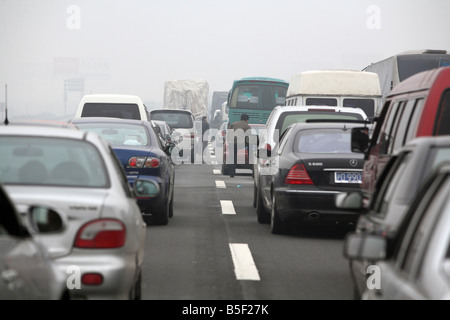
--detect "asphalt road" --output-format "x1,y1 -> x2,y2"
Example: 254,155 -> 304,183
141,147 -> 355,301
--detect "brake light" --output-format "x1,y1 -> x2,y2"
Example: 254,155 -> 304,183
128,156 -> 160,168
264,143 -> 272,152
74,219 -> 126,248
82,273 -> 103,285
284,164 -> 313,185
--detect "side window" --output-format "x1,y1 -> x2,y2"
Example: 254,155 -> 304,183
404,98 -> 424,143
371,152 -> 411,215
434,89 -> 450,135
277,127 -> 292,154
387,101 -> 406,154
377,101 -> 403,155
108,146 -> 133,198
395,174 -> 450,277
392,99 -> 416,151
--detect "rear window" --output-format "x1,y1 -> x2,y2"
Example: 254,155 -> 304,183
343,98 -> 375,118
76,123 -> 150,147
295,128 -> 352,153
276,111 -> 364,136
150,111 -> 194,129
305,98 -> 337,106
0,137 -> 109,188
81,103 -> 141,120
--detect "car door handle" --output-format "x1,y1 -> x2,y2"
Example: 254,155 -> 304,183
1,269 -> 19,284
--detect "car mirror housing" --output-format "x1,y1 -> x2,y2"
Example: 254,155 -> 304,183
134,179 -> 160,198
335,192 -> 363,210
351,127 -> 370,153
343,232 -> 387,261
29,206 -> 64,233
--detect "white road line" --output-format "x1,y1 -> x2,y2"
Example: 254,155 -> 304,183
211,161 -> 218,165
215,180 -> 226,188
213,169 -> 221,175
229,243 -> 261,281
220,200 -> 236,215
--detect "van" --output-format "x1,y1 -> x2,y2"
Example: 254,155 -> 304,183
351,66 -> 450,200
285,70 -> 382,118
74,94 -> 150,121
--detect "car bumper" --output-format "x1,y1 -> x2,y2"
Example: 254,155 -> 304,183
53,250 -> 138,300
274,188 -> 360,225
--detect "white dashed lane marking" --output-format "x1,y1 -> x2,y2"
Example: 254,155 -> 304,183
220,200 -> 236,215
215,180 -> 226,188
229,243 -> 261,281
213,169 -> 221,175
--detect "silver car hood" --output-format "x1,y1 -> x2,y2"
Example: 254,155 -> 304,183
4,185 -> 108,258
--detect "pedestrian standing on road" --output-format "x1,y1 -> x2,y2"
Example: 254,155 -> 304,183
227,114 -> 251,177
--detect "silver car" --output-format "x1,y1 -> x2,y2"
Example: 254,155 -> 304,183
344,161 -> 450,300
0,182 -> 68,299
0,124 -> 156,299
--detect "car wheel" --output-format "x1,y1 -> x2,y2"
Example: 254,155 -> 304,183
152,201 -> 170,225
256,185 -> 270,224
169,188 -> 174,218
129,270 -> 142,300
221,163 -> 229,175
271,194 -> 288,234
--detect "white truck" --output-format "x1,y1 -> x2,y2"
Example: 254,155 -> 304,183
163,79 -> 209,120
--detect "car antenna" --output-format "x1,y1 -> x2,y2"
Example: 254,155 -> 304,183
3,84 -> 8,125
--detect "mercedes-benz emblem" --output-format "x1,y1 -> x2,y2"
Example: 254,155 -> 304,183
349,159 -> 358,167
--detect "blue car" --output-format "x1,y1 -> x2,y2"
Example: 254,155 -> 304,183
71,117 -> 175,225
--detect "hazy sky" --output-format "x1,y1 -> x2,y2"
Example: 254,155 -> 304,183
1,0 -> 449,118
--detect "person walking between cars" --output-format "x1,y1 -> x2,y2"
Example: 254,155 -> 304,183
201,116 -> 210,155
227,114 -> 251,177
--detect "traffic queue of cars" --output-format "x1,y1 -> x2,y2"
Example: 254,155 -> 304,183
221,66 -> 450,299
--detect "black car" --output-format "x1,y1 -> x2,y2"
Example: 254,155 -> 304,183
336,136 -> 450,299
256,121 -> 366,234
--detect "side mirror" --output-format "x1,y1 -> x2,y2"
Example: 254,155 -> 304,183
257,144 -> 272,159
351,127 -> 370,153
29,206 -> 64,233
153,126 -> 161,134
134,179 -> 160,198
343,232 -> 387,261
335,192 -> 364,210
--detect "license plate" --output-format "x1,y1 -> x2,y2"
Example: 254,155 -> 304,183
334,172 -> 362,184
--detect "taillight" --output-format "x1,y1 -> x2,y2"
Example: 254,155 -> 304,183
82,273 -> 103,285
127,156 -> 160,168
284,164 -> 313,185
74,219 -> 126,248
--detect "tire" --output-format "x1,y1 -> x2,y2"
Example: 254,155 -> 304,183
152,200 -> 170,225
271,194 -> 288,234
129,270 -> 142,300
256,185 -> 270,224
221,163 -> 229,175
169,187 -> 174,218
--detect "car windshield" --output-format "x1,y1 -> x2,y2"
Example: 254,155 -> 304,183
151,111 -> 193,129
0,136 -> 109,187
295,128 -> 352,153
81,103 -> 141,120
76,123 -> 150,146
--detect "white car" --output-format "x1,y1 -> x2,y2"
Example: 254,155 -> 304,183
0,124 -> 157,299
74,94 -> 150,121
253,105 -> 369,224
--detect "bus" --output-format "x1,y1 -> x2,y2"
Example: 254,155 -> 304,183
226,77 -> 289,126
285,69 -> 382,118
363,49 -> 450,98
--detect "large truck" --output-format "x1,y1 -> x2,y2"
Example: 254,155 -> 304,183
163,79 -> 209,120
363,49 -> 450,98
209,91 -> 228,129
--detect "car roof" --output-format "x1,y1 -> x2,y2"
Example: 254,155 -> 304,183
1,119 -> 79,129
70,117 -> 149,126
79,94 -> 144,103
272,105 -> 368,118
150,108 -> 194,115
0,123 -> 88,139
286,121 -> 368,131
